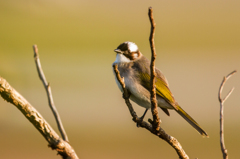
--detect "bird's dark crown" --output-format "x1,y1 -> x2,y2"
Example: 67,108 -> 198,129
114,41 -> 141,61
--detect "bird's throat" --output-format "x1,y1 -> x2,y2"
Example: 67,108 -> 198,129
114,53 -> 131,63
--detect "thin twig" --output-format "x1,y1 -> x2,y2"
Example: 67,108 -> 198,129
113,64 -> 189,159
33,45 -> 69,142
148,7 -> 161,131
0,77 -> 78,159
218,70 -> 237,159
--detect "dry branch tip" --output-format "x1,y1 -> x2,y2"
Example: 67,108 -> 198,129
148,5 -> 160,132
218,70 -> 236,159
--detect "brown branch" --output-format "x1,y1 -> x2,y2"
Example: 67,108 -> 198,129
0,77 -> 78,159
33,45 -> 69,142
148,7 -> 161,131
218,70 -> 237,159
113,64 -> 189,159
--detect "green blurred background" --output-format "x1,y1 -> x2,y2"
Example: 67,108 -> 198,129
0,0 -> 240,158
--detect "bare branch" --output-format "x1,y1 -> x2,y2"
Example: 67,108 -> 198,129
218,70 -> 237,103
113,64 -> 137,118
0,77 -> 78,159
218,70 -> 237,159
113,64 -> 189,159
148,7 -> 161,131
33,45 -> 69,142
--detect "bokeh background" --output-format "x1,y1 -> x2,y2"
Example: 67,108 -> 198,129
0,0 -> 240,158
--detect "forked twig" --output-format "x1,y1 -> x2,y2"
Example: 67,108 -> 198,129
113,64 -> 189,159
148,7 -> 161,131
218,70 -> 237,159
33,45 -> 69,142
0,77 -> 78,159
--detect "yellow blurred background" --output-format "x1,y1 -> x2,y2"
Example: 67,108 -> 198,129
0,0 -> 240,158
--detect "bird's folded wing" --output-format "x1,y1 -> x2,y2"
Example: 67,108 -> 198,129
139,73 -> 177,110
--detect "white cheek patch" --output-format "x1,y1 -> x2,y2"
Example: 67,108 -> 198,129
114,53 -> 131,63
128,42 -> 138,52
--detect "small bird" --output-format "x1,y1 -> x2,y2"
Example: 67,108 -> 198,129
112,41 -> 208,137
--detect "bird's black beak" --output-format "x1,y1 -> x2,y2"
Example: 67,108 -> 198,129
114,49 -> 123,54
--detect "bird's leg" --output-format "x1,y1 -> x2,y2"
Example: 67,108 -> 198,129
140,108 -> 149,120
137,109 -> 149,127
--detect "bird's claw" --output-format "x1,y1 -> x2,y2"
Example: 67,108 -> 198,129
136,116 -> 144,127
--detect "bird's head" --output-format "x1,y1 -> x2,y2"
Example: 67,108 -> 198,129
114,42 -> 142,63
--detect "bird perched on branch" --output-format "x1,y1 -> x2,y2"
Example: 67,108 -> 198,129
112,41 -> 208,137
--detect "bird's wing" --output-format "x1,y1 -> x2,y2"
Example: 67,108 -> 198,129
139,72 -> 177,110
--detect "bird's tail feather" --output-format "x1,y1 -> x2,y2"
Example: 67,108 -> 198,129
176,105 -> 208,137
